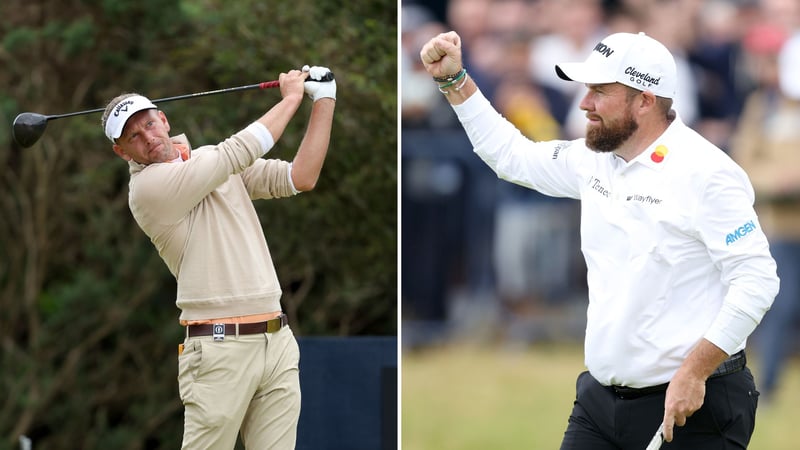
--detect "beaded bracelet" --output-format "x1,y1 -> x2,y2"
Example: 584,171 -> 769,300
433,68 -> 466,83
438,71 -> 469,95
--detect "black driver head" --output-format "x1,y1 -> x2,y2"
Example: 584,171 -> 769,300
12,112 -> 49,148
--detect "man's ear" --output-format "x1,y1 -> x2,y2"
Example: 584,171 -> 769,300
112,143 -> 131,161
159,110 -> 171,133
639,90 -> 657,110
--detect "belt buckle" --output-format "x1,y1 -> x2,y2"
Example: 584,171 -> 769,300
266,314 -> 286,333
212,323 -> 225,341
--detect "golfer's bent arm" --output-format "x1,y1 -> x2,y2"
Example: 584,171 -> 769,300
290,98 -> 335,191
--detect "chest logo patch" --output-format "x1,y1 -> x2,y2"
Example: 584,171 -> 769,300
650,145 -> 668,163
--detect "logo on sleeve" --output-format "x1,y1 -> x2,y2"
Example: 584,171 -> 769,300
725,220 -> 757,246
552,142 -> 569,160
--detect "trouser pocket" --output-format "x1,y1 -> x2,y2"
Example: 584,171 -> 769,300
177,339 -> 203,404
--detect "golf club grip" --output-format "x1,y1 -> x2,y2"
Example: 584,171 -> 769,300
257,71 -> 334,89
645,423 -> 664,450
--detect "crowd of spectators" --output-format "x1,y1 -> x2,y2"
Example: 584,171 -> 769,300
405,0 -> 797,142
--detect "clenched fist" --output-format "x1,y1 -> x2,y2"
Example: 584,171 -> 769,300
419,31 -> 464,78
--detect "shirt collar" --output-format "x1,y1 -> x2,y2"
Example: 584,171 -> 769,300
169,143 -> 191,163
171,133 -> 192,162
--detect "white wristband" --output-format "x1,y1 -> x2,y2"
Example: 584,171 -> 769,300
245,122 -> 275,156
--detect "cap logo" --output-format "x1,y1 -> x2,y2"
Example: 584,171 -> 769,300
593,42 -> 614,57
625,66 -> 661,88
113,99 -> 134,117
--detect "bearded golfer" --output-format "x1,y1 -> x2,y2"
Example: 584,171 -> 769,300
101,66 -> 335,449
420,31 -> 779,449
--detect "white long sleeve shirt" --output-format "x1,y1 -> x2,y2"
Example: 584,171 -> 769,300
453,90 -> 779,387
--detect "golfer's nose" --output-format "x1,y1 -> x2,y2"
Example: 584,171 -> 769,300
144,130 -> 159,146
579,91 -> 594,111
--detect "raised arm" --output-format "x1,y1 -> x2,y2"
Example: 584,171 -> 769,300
291,99 -> 335,191
419,31 -> 477,105
255,69 -> 308,141
290,65 -> 337,191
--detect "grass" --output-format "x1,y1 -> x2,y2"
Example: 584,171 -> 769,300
401,342 -> 800,449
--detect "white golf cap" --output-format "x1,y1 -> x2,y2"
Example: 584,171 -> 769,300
104,95 -> 158,142
555,32 -> 677,99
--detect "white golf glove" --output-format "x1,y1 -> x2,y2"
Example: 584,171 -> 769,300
302,65 -> 336,102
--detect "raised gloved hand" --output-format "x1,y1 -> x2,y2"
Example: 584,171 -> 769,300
302,65 -> 336,102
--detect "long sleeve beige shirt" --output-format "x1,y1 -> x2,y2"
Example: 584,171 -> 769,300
127,124 -> 296,321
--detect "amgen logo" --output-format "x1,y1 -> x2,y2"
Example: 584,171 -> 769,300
725,220 -> 756,246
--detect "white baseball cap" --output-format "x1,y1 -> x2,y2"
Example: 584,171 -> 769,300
555,32 -> 677,99
104,95 -> 158,142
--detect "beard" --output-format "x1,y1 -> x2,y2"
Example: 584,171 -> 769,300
585,108 -> 639,153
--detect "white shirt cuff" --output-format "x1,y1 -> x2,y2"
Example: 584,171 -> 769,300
703,301 -> 759,355
287,163 -> 299,194
245,122 -> 275,155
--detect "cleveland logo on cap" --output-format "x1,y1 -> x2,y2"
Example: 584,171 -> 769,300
625,66 -> 662,87
113,100 -> 134,117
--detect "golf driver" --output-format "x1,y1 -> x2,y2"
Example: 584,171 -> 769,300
12,71 -> 333,148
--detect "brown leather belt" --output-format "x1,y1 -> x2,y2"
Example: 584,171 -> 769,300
186,313 -> 288,339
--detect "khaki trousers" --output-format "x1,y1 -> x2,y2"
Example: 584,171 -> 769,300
177,326 -> 301,449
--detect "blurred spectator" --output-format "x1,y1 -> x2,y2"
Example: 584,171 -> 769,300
688,0 -> 754,152
527,0 -> 606,99
528,0 -> 607,130
730,27 -> 800,403
402,3 -> 458,128
402,2 -> 500,327
446,0 -> 501,99
640,0 -> 699,124
491,74 -> 583,315
494,74 -> 560,142
760,0 -> 800,31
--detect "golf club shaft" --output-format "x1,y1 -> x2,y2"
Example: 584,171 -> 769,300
48,81 -> 280,120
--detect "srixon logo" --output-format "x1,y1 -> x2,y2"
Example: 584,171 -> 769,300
593,42 -> 614,57
725,220 -> 757,246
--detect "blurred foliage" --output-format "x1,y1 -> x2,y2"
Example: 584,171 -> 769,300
0,0 -> 397,447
